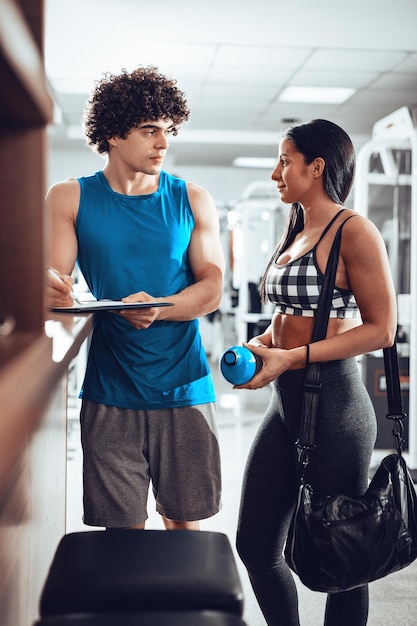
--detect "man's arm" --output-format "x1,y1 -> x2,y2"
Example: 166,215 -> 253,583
45,179 -> 80,307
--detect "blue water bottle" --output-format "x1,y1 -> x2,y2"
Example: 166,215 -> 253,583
220,345 -> 261,385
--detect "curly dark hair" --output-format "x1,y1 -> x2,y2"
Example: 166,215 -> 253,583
83,66 -> 190,154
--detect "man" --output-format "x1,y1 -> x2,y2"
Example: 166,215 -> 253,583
46,66 -> 225,531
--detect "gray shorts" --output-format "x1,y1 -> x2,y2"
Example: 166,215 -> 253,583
80,400 -> 222,528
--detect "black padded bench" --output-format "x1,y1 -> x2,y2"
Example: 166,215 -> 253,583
34,610 -> 247,625
38,530 -> 246,623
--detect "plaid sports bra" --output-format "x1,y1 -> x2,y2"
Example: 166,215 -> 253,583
265,211 -> 358,318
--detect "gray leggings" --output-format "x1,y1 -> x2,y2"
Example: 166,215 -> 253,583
236,358 -> 377,626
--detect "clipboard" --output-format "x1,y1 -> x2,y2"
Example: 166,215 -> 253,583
50,301 -> 174,314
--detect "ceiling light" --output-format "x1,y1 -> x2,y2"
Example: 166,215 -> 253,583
233,157 -> 277,169
279,86 -> 355,104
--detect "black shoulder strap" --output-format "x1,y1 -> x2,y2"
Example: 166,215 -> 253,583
316,209 -> 346,246
296,215 -> 354,458
311,215 -> 354,343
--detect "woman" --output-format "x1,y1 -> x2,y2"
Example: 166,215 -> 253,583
235,119 -> 397,626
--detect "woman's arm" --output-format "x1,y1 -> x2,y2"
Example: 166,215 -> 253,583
237,215 -> 397,389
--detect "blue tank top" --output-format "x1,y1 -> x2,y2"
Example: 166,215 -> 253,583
75,170 -> 215,410
265,212 -> 358,318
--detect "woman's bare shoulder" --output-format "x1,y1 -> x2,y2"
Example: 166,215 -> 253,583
341,209 -> 388,263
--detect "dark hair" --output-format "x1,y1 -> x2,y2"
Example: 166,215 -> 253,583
259,119 -> 356,301
83,66 -> 190,154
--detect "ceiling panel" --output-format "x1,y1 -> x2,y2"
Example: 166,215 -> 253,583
304,49 -> 410,72
45,0 -> 417,168
394,53 -> 417,72
372,73 -> 417,90
289,70 -> 380,89
207,65 -> 296,85
213,45 -> 313,70
201,83 -> 279,100
349,88 -> 417,106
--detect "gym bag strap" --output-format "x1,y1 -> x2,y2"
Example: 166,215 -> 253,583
295,215 -> 351,465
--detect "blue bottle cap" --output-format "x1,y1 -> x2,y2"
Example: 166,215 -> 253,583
223,350 -> 238,365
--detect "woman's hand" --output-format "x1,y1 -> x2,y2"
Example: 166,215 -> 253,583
233,342 -> 291,390
233,341 -> 309,390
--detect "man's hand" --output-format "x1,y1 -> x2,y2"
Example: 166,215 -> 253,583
46,268 -> 76,308
118,291 -> 163,329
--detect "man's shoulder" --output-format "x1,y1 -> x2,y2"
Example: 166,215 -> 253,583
159,173 -> 214,210
48,172 -> 98,192
46,177 -> 80,202
184,180 -> 213,204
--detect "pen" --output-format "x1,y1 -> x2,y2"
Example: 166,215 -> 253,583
47,267 -> 83,304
